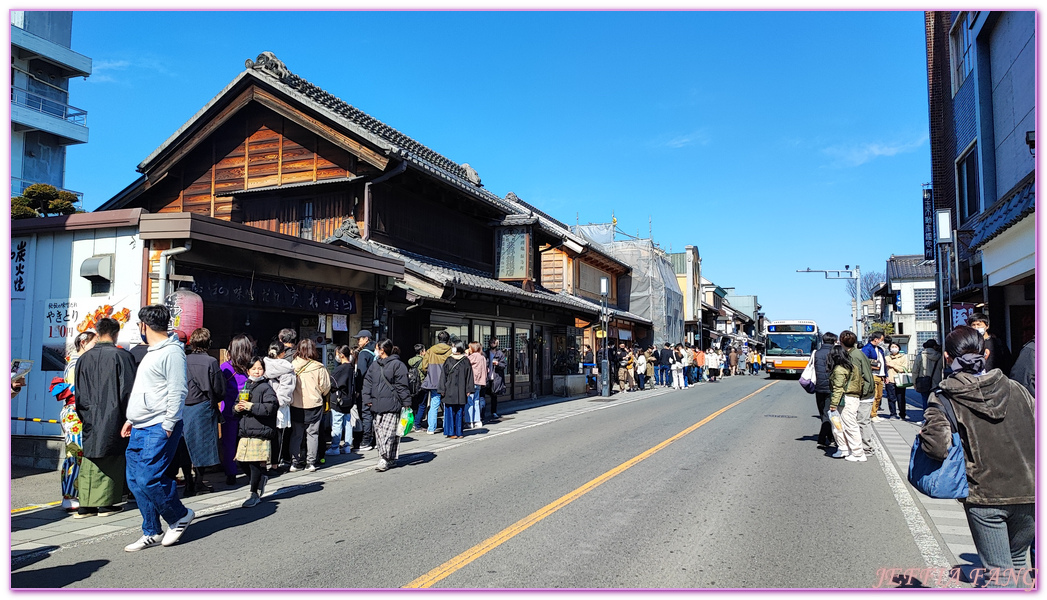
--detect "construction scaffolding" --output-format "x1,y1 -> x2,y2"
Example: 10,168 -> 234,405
574,225 -> 684,346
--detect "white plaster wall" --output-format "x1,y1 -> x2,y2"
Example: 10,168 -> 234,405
981,214 -> 1035,287
989,10 -> 1036,198
10,228 -> 143,436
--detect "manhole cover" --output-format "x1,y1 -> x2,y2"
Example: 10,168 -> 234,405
764,414 -> 798,419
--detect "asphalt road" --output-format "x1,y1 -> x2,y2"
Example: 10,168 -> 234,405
12,375 -> 929,589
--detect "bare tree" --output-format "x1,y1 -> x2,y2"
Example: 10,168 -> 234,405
845,270 -> 885,302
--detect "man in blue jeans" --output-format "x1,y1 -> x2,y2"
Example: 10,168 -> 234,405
121,305 -> 194,552
420,331 -> 453,434
657,343 -> 673,388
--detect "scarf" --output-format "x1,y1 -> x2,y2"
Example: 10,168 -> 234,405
951,352 -> 986,375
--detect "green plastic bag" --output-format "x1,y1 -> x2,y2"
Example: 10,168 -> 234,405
397,407 -> 415,437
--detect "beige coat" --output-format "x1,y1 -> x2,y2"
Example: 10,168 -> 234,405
885,352 -> 909,378
291,357 -> 331,410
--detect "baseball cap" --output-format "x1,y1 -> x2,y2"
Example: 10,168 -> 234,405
354,329 -> 372,338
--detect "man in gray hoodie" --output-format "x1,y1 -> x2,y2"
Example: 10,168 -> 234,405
120,305 -> 194,552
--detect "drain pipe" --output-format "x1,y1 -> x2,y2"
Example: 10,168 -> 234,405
363,161 -> 408,241
158,240 -> 192,302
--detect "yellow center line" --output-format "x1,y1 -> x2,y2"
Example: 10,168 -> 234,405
12,500 -> 62,514
403,381 -> 778,588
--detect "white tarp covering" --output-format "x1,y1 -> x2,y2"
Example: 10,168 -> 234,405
574,226 -> 684,345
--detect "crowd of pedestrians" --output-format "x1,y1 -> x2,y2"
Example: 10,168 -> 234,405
581,341 -> 763,391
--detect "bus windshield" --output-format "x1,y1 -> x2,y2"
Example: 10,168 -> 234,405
766,333 -> 817,356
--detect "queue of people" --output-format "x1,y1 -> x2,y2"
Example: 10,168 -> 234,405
580,341 -> 763,392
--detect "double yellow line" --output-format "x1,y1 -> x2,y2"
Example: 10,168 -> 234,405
404,381 -> 777,588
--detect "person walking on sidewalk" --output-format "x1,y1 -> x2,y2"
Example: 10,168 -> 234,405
842,330 -> 876,455
485,338 -> 507,420
264,342 -> 296,471
884,342 -> 909,420
363,340 -> 412,471
74,319 -> 134,518
827,343 -> 865,462
421,331 -> 453,434
183,328 -> 223,495
912,339 -> 944,425
694,345 -> 706,382
728,347 -> 739,377
438,342 -> 472,439
121,305 -> 195,552
634,347 -> 647,391
234,357 -> 278,507
706,349 -> 721,382
465,342 -> 488,428
289,339 -> 331,472
917,325 -> 1035,587
812,332 -> 837,448
862,332 -> 888,421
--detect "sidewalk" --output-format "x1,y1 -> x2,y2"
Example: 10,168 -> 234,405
869,389 -> 983,585
11,385 -> 668,561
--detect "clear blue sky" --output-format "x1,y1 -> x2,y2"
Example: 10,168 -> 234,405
65,10 -> 931,337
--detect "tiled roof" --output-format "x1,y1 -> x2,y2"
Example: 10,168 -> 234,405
968,172 -> 1035,250
886,254 -> 936,281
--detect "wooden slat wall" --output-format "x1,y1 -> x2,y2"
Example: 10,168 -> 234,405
541,246 -> 565,292
242,191 -> 350,242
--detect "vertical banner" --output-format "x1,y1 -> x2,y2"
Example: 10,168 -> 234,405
11,238 -> 31,299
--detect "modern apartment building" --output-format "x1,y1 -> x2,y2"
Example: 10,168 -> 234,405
10,11 -> 91,200
924,11 -> 1034,350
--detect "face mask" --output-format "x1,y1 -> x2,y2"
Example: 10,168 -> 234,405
890,348 -> 900,355
974,327 -> 986,336
248,375 -> 265,382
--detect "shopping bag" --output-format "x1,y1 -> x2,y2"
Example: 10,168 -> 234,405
798,353 -> 817,394
908,393 -> 968,499
397,407 -> 415,437
894,373 -> 913,388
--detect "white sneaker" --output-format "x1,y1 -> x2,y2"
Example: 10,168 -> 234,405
845,454 -> 868,462
161,508 -> 195,547
124,534 -> 163,552
831,449 -> 850,459
327,446 -> 341,455
289,464 -> 300,472
61,498 -> 79,511
871,416 -> 883,422
305,464 -> 317,473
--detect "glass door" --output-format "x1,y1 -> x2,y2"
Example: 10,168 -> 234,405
513,323 -> 531,400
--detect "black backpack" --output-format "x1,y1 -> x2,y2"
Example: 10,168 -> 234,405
407,361 -> 422,396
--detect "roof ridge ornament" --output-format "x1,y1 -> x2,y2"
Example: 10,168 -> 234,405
245,52 -> 293,84
460,163 -> 481,186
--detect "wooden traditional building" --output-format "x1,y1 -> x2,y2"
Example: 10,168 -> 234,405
98,52 -> 633,399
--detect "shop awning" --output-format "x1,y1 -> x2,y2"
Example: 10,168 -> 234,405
139,212 -> 404,278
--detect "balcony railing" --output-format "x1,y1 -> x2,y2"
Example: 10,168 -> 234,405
11,86 -> 87,126
11,178 -> 84,203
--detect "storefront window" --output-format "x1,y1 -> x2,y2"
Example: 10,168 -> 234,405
514,324 -> 530,384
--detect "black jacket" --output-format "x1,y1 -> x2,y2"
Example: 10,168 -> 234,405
918,369 -> 1035,505
1009,339 -> 1035,398
331,362 -> 355,412
983,334 -> 1014,377
186,351 -> 225,407
355,341 -> 377,401
236,378 -> 278,441
362,355 -> 411,414
657,348 -> 673,366
74,342 -> 137,458
438,355 -> 473,406
813,343 -> 833,394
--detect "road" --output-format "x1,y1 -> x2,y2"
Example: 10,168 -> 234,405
12,375 -> 934,589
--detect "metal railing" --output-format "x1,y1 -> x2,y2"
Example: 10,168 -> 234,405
10,86 -> 87,126
11,178 -> 84,202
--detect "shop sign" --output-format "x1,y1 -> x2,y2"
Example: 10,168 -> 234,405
11,238 -> 31,298
923,188 -> 935,260
951,303 -> 977,328
184,269 -> 356,314
494,226 -> 532,281
41,296 -> 139,372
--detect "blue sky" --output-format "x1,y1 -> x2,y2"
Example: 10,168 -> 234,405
64,10 -> 932,337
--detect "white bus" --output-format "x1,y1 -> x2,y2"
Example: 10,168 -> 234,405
764,320 -> 820,377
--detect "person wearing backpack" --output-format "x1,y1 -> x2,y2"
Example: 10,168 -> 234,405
420,331 -> 454,434
917,326 -> 1034,587
328,345 -> 355,455
842,330 -> 875,456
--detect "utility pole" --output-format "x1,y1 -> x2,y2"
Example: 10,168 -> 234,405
796,266 -> 861,338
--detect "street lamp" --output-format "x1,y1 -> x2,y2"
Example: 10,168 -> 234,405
935,208 -> 954,347
600,277 -> 611,397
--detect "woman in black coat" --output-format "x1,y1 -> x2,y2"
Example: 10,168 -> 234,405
362,339 -> 411,472
234,357 -> 278,507
438,342 -> 473,440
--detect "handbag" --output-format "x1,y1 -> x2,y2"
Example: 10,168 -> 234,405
894,373 -> 913,388
908,392 -> 969,499
397,407 -> 415,437
798,353 -> 817,394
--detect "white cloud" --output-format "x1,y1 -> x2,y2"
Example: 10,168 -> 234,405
87,57 -> 171,84
655,129 -> 711,149
822,133 -> 928,167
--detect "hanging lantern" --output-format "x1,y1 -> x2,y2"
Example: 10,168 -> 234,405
165,289 -> 204,339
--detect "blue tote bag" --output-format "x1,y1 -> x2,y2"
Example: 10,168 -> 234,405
908,392 -> 969,499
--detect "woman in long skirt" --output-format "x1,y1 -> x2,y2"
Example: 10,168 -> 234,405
184,328 -> 224,493
362,340 -> 411,472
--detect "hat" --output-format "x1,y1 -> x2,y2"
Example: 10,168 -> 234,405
354,329 -> 372,339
